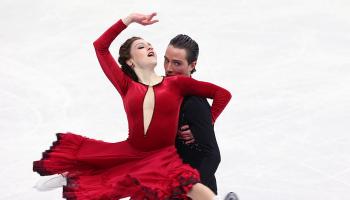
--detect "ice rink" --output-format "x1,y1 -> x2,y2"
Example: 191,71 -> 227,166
1,0 -> 350,199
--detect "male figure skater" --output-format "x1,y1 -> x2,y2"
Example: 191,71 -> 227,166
164,34 -> 238,200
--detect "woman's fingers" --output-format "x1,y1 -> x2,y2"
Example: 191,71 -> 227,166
140,19 -> 159,25
180,124 -> 190,131
185,138 -> 195,144
141,19 -> 159,25
177,129 -> 190,137
143,12 -> 157,22
146,12 -> 157,20
141,12 -> 159,25
149,19 -> 159,24
124,12 -> 159,25
127,12 -> 158,26
178,130 -> 194,140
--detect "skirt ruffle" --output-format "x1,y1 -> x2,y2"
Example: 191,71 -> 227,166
33,133 -> 90,176
33,133 -> 200,199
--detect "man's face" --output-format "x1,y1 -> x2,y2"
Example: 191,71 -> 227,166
164,45 -> 196,77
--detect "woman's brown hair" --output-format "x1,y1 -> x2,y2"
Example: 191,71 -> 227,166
118,36 -> 141,81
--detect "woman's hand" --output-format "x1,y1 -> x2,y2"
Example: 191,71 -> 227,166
122,12 -> 159,26
177,125 -> 195,144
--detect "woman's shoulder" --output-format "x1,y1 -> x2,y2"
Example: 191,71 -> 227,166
162,75 -> 195,92
164,75 -> 191,83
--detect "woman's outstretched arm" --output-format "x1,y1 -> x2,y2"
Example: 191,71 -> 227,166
93,13 -> 158,96
93,19 -> 130,96
176,76 -> 232,124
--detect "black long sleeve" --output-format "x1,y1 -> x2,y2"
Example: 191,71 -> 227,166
175,96 -> 221,194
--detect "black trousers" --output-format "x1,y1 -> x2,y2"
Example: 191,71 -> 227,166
176,131 -> 221,194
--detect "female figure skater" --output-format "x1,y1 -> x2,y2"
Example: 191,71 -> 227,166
33,12 -> 231,200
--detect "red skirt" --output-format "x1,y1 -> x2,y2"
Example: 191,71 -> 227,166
33,133 -> 200,200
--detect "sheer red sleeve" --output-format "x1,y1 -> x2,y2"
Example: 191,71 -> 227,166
93,19 -> 131,97
175,76 -> 232,123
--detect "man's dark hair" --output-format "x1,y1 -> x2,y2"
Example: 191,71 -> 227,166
169,34 -> 199,74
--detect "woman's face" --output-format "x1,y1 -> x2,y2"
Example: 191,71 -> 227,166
128,39 -> 157,69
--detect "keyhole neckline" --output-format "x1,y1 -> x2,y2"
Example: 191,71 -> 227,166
137,76 -> 165,87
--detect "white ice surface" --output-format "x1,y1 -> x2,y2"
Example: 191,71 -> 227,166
1,0 -> 350,199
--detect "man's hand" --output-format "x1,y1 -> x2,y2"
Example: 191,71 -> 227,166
122,12 -> 159,26
177,125 -> 195,144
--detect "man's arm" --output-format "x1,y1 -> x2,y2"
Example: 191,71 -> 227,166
178,96 -> 221,193
178,97 -> 216,150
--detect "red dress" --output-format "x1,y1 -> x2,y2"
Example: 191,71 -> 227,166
33,19 -> 231,200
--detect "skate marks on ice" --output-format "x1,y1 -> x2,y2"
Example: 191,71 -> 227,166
0,57 -> 74,199
222,66 -> 350,198
0,56 -> 72,138
216,21 -> 350,198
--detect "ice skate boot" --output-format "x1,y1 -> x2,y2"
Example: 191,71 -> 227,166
224,192 -> 239,200
34,174 -> 67,191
